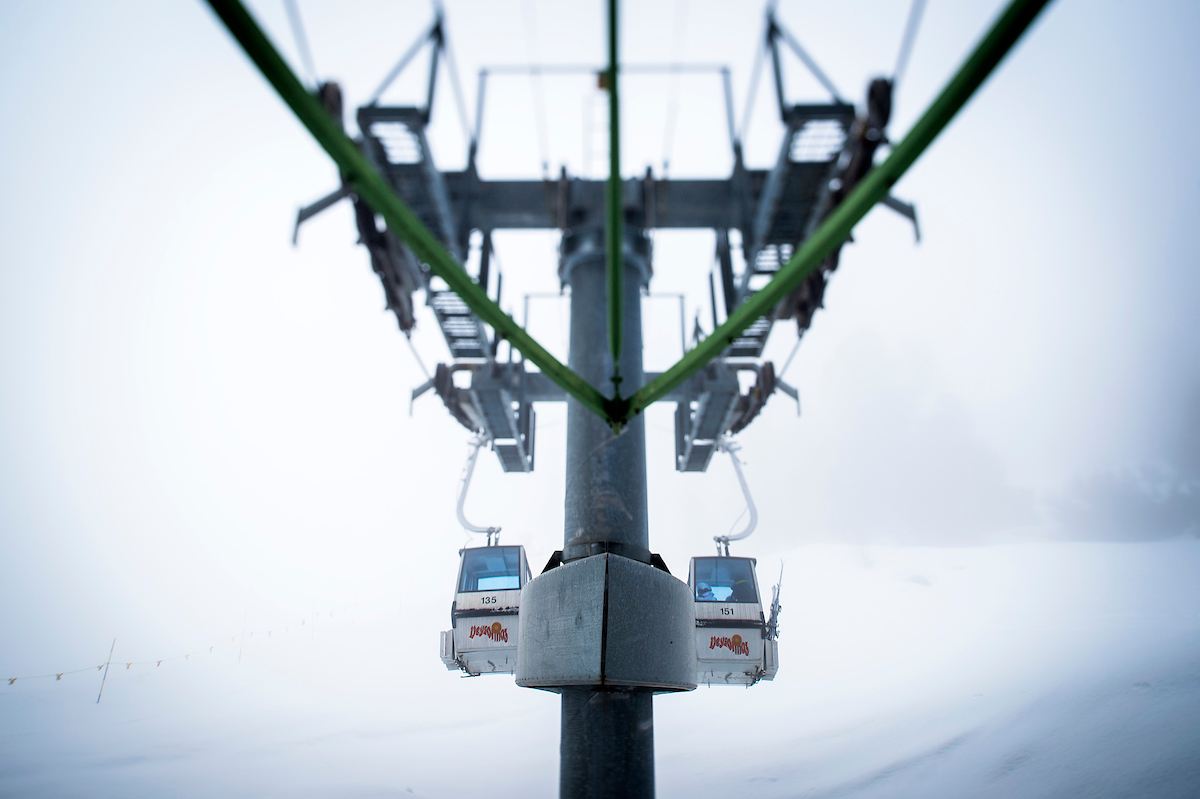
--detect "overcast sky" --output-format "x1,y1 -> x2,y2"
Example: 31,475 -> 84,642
1,0 -> 1198,794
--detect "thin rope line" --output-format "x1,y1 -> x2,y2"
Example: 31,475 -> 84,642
726,506 -> 749,538
403,332 -> 433,381
283,0 -> 318,86
521,0 -> 552,178
8,600 -> 394,687
779,334 -> 802,379
893,0 -> 928,89
441,31 -> 474,147
660,0 -> 690,175
739,35 -> 765,143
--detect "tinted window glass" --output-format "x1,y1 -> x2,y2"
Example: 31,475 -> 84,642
693,557 -> 758,603
459,547 -> 522,592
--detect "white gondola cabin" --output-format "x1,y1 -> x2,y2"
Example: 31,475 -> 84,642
689,555 -> 779,686
441,544 -> 531,675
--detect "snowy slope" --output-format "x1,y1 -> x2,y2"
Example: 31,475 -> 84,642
2,540 -> 1198,797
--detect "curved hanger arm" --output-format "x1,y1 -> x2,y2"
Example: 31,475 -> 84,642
457,434 -> 501,542
715,437 -> 757,553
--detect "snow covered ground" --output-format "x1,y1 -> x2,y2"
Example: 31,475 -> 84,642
3,540 -> 1198,798
2,1 -> 1198,796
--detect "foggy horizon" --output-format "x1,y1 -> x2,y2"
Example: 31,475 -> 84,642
2,0 -> 1198,796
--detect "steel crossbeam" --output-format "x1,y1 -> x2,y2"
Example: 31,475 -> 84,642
203,0 -> 1052,432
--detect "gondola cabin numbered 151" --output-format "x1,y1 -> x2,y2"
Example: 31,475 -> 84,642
690,555 -> 779,686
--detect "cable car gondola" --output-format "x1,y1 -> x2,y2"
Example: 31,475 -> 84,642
441,543 -> 531,675
439,436 -> 531,676
689,554 -> 778,685
689,439 -> 781,686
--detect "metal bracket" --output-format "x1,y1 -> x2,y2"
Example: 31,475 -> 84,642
881,193 -> 921,242
776,377 -> 800,415
293,185 -> 352,245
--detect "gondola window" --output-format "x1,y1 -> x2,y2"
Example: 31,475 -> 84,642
459,547 -> 523,592
693,557 -> 758,602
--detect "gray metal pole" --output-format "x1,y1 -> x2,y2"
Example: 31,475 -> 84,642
562,228 -> 650,563
560,224 -> 654,798
560,689 -> 653,797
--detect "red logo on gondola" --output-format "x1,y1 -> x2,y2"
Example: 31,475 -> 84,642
469,621 -> 508,643
710,634 -> 750,656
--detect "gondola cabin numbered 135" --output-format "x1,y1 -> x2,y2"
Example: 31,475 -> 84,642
441,545 -> 531,676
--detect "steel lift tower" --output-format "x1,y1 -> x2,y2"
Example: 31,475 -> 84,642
203,1 -> 1053,795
